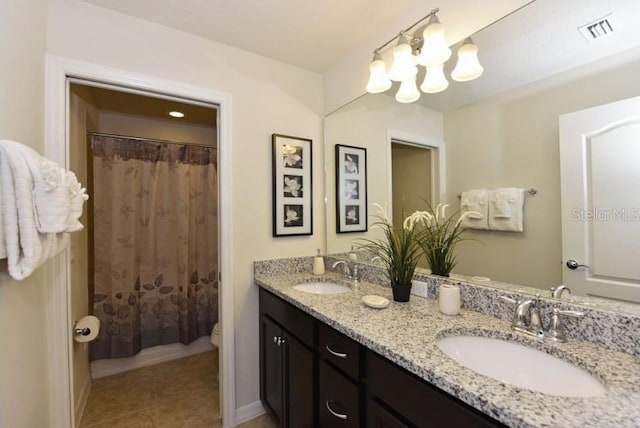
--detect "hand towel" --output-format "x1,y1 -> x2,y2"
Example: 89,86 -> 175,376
489,188 -> 525,232
0,139 -> 70,280
460,189 -> 488,230
30,158 -> 71,233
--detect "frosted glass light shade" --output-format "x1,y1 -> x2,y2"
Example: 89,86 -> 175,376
420,64 -> 449,93
416,18 -> 451,67
395,71 -> 420,103
366,58 -> 392,93
451,38 -> 483,82
388,42 -> 417,82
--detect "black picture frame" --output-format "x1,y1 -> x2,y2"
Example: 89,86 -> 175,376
272,134 -> 313,237
335,144 -> 367,233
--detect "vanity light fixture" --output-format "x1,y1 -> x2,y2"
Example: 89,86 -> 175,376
365,8 -> 483,102
451,37 -> 484,82
365,50 -> 392,93
168,110 -> 185,118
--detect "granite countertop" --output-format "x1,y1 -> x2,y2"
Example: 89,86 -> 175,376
255,272 -> 640,428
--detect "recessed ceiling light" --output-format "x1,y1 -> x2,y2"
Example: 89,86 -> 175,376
168,111 -> 185,118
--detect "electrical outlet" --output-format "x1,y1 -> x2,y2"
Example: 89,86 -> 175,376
411,280 -> 429,298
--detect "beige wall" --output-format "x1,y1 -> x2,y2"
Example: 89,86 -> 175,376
0,0 -> 50,426
325,94 -> 443,253
444,51 -> 640,289
98,111 -> 217,147
69,85 -> 100,420
46,0 -> 324,411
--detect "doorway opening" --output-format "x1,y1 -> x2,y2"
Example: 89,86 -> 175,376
68,81 -> 221,426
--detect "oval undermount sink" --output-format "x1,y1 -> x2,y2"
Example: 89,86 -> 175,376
293,282 -> 350,295
437,336 -> 606,397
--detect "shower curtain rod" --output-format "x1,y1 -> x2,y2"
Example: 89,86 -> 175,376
88,132 -> 217,150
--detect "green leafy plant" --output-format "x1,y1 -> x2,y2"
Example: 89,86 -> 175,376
356,204 -> 431,288
415,203 -> 480,276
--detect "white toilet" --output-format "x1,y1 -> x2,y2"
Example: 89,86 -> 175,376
210,322 -> 220,347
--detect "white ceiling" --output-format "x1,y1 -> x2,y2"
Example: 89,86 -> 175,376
78,0 -> 525,73
77,0 -> 640,111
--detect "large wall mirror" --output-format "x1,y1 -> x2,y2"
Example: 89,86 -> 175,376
324,0 -> 640,311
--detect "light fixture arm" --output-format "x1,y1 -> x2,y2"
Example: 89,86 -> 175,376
373,8 -> 439,54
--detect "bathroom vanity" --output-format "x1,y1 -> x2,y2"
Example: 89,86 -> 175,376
255,257 -> 640,428
259,287 -> 500,427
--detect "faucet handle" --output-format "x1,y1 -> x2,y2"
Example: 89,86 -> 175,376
556,309 -> 584,319
499,295 -> 517,305
547,308 -> 584,342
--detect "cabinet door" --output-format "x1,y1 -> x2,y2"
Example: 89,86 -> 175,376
285,334 -> 315,428
261,315 -> 284,425
367,399 -> 409,428
319,360 -> 360,427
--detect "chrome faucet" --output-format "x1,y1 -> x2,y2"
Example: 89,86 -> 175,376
500,294 -> 544,338
550,285 -> 571,299
331,260 -> 360,283
501,293 -> 584,342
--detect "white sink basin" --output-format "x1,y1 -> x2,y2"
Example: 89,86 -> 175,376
437,336 -> 606,397
293,282 -> 350,295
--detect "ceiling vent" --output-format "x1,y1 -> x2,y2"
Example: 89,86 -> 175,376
578,14 -> 616,42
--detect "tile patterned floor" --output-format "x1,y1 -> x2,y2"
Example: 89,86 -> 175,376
80,350 -> 278,427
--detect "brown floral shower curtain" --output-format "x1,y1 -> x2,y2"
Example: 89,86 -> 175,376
89,134 -> 218,360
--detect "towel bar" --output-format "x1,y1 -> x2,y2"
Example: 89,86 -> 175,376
457,188 -> 537,198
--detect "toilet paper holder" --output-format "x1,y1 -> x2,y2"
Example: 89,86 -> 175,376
74,326 -> 92,337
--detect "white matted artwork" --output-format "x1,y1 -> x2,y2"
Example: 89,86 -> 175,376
272,133 -> 313,236
335,144 -> 367,233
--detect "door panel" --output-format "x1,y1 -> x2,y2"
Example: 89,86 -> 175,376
559,96 -> 640,303
261,316 -> 284,424
285,334 -> 314,428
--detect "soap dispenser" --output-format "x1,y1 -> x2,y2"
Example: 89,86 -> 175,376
313,249 -> 325,275
348,245 -> 358,261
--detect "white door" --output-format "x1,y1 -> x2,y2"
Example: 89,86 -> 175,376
559,96 -> 640,303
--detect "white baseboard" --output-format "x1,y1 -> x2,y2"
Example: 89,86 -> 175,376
235,401 -> 266,425
74,374 -> 91,427
91,336 -> 215,378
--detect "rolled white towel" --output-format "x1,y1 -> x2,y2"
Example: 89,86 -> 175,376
66,171 -> 89,232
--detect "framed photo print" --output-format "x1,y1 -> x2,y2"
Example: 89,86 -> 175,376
272,134 -> 313,237
335,144 -> 367,233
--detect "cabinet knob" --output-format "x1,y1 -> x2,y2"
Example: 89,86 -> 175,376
325,399 -> 348,420
325,344 -> 348,359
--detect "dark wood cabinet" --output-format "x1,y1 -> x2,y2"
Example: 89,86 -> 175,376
318,360 -> 361,427
367,399 -> 409,428
366,352 -> 504,428
260,316 -> 284,423
259,290 -> 315,427
285,333 -> 314,427
259,288 -> 503,428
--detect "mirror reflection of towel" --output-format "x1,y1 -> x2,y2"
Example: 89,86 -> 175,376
489,188 -> 525,232
460,189 -> 488,230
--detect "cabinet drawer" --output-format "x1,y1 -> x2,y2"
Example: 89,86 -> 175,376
260,288 -> 314,348
319,322 -> 361,381
319,360 -> 360,428
367,352 -> 503,428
